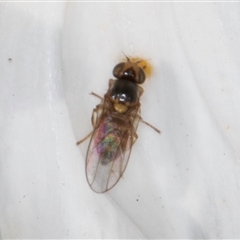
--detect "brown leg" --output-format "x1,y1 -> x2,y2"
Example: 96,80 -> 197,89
91,107 -> 98,127
91,103 -> 103,127
132,132 -> 139,145
76,131 -> 93,145
77,93 -> 102,145
90,92 -> 103,100
140,117 -> 161,134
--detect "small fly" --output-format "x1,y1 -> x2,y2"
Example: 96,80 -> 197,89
77,54 -> 160,193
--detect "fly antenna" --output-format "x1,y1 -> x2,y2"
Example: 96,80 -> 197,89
121,51 -> 131,62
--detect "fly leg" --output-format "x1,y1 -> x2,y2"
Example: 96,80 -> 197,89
140,117 -> 161,134
132,132 -> 139,145
76,131 -> 93,145
129,118 -> 160,147
76,92 -> 104,145
77,103 -> 102,145
76,108 -> 98,145
90,92 -> 103,100
91,105 -> 102,127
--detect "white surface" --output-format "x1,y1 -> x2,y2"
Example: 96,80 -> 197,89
1,2 -> 240,239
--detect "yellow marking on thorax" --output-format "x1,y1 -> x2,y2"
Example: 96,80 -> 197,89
114,103 -> 128,113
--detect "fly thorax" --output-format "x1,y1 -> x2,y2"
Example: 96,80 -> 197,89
109,79 -> 139,113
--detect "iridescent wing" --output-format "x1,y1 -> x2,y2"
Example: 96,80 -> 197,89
85,113 -> 139,193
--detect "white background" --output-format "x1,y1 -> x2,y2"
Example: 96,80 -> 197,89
1,1 -> 240,238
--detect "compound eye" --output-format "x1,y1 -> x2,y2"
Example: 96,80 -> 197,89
137,68 -> 146,84
113,62 -> 125,79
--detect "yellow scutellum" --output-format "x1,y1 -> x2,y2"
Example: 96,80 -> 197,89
114,103 -> 128,113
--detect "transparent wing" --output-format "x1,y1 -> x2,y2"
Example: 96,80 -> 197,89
85,116 -> 135,193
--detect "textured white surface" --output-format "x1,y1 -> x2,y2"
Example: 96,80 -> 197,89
1,2 -> 240,239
